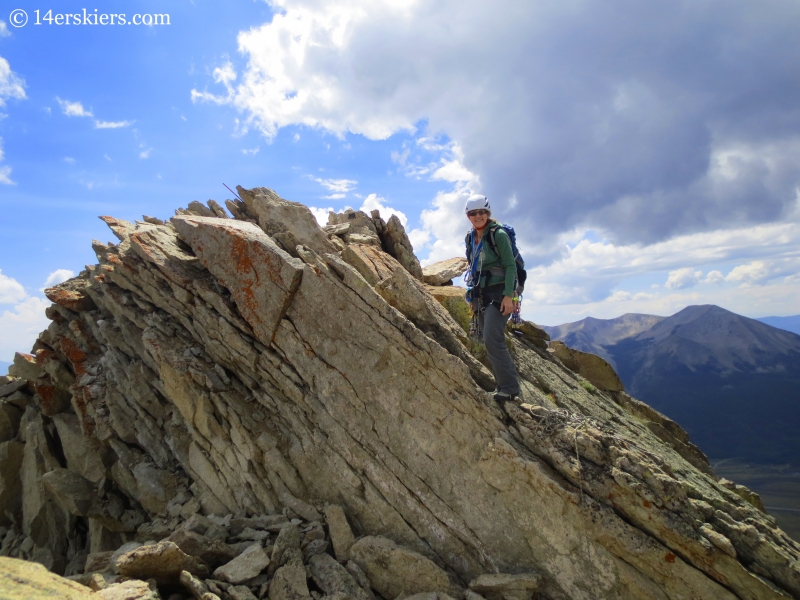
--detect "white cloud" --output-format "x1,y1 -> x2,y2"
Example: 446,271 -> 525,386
724,258 -> 800,286
314,178 -> 357,193
704,270 -> 724,284
0,57 -> 25,106
139,148 -> 152,159
0,269 -> 26,304
0,297 -> 50,362
64,157 -> 76,164
313,177 -> 357,197
196,0 -> 800,249
0,21 -> 9,38
94,119 -> 134,129
308,206 -> 334,226
359,194 -> 408,227
413,183 -> 476,264
665,267 -> 703,289
0,165 -> 11,185
242,147 -> 260,155
43,269 -> 74,289
190,61 -> 238,105
56,97 -> 93,117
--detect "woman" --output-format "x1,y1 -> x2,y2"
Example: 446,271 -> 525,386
465,194 -> 522,401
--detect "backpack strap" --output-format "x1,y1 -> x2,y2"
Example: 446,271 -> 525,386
486,222 -> 502,258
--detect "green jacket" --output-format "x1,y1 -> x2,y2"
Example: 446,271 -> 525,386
467,223 -> 517,298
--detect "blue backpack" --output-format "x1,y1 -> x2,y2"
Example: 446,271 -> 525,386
465,222 -> 527,292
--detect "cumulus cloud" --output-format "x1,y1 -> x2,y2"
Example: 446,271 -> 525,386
0,21 -> 9,37
56,97 -> 93,118
0,269 -> 26,304
359,194 -> 408,227
313,177 -> 357,199
308,206 -> 335,226
197,0 -> 800,247
666,268 -> 703,289
0,297 -> 50,362
724,258 -> 800,286
522,217 -> 800,306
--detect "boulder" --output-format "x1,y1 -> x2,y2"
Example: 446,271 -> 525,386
213,542 -> 270,584
168,529 -> 238,567
323,504 -> 355,562
115,541 -> 207,585
328,209 -> 382,247
422,258 -> 468,286
96,579 -> 160,600
349,536 -> 451,600
12,353 -> 41,384
237,186 -> 336,257
548,340 -> 624,391
309,552 -> 371,600
268,564 -> 312,600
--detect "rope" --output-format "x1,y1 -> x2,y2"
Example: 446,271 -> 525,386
522,406 -> 653,503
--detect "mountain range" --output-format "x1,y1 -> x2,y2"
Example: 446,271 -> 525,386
543,305 -> 800,464
757,314 -> 800,336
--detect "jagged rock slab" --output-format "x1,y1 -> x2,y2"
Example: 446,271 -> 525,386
0,556 -> 97,599
238,186 -> 336,257
423,257 -> 468,286
171,216 -> 304,345
213,542 -> 270,584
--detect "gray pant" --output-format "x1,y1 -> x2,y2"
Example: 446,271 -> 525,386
478,301 -> 521,396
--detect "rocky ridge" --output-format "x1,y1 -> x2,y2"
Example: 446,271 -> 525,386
0,186 -> 798,600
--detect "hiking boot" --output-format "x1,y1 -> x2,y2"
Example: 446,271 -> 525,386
493,391 -> 520,403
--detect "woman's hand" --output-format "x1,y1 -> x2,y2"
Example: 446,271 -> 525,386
500,295 -> 514,316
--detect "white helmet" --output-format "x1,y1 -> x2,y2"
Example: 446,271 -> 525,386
464,194 -> 491,214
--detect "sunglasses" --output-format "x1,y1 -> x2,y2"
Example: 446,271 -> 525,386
467,210 -> 489,217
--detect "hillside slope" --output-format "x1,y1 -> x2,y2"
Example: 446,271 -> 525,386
611,305 -> 800,463
542,313 -> 664,367
758,315 -> 800,337
547,306 -> 800,464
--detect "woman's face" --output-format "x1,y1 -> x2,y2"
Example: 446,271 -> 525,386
467,209 -> 490,229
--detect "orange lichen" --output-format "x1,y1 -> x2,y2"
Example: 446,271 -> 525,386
59,337 -> 88,377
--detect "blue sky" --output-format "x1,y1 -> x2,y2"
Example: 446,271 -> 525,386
2,0 -> 800,364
